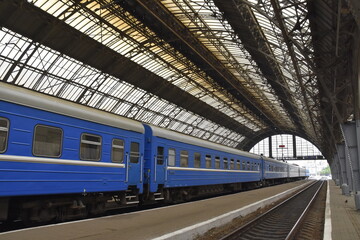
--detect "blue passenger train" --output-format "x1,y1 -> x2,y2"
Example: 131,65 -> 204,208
0,82 -> 307,222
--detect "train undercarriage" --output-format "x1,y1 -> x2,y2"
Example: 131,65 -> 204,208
0,177 -> 302,224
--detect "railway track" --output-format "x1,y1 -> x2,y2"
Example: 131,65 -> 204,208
220,180 -> 326,240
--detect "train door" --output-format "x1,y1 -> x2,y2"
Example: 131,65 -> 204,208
260,156 -> 265,181
126,141 -> 143,185
154,145 -> 166,185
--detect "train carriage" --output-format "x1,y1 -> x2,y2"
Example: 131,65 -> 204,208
0,83 -> 145,221
0,83 -> 145,196
289,164 -> 300,178
143,124 -> 263,200
262,157 -> 288,181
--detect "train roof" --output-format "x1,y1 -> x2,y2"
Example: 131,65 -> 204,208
0,82 -> 144,134
262,155 -> 288,164
147,124 -> 261,159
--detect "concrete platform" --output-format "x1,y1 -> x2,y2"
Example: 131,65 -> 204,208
326,180 -> 360,240
0,180 -> 311,240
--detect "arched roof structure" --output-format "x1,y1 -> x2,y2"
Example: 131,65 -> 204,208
0,0 -> 359,164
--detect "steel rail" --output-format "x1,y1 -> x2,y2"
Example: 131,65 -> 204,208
285,181 -> 325,240
220,180 -> 323,240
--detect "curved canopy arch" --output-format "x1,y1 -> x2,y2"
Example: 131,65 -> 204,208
0,0 -> 357,162
249,134 -> 324,161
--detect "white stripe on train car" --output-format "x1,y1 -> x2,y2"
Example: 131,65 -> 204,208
167,166 -> 259,173
0,155 -> 125,168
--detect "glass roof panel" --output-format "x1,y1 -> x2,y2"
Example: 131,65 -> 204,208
1,0 -> 323,148
30,0 -> 266,133
0,24 -> 245,147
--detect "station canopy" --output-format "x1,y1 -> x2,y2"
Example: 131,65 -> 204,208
0,0 -> 357,159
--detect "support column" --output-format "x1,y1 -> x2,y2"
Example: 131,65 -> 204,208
336,144 -> 348,186
341,121 -> 360,192
269,136 -> 272,158
344,144 -> 355,192
292,135 -> 296,158
330,157 -> 339,183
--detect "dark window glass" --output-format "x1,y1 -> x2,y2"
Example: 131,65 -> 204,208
205,155 -> 212,168
242,161 -> 246,170
130,142 -> 140,163
80,133 -> 101,161
230,159 -> 235,170
0,118 -> 9,153
180,150 -> 188,167
215,156 -> 220,169
194,153 -> 201,168
223,158 -> 228,169
157,146 -> 164,165
112,139 -> 124,163
236,160 -> 241,170
33,125 -> 62,157
168,148 -> 176,166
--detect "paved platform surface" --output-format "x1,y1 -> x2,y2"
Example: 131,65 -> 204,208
328,180 -> 360,240
0,180 -> 310,240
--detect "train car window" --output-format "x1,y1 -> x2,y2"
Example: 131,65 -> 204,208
230,159 -> 235,170
223,158 -> 228,169
33,125 -> 62,157
236,160 -> 241,170
205,155 -> 212,168
168,148 -> 176,166
194,153 -> 201,168
130,142 -> 140,163
112,139 -> 124,163
247,162 -> 250,170
157,147 -> 164,165
215,156 -> 220,169
80,133 -> 101,161
242,161 -> 246,170
0,118 -> 9,153
180,150 -> 188,167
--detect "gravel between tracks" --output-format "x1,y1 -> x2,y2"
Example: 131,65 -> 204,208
195,182 -> 310,240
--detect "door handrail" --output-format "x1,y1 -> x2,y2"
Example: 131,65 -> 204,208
125,153 -> 129,183
154,155 -> 157,182
165,156 -> 168,181
140,154 -> 143,183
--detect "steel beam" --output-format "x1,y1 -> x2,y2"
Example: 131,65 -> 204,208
116,0 -> 279,128
347,0 -> 360,31
0,0 -> 254,139
341,121 -> 360,192
336,144 -> 351,185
